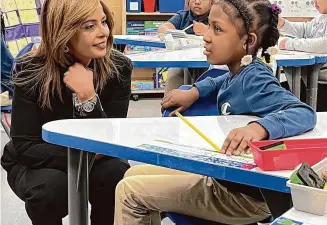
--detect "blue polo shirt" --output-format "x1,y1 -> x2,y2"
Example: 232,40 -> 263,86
168,10 -> 209,35
194,59 -> 316,139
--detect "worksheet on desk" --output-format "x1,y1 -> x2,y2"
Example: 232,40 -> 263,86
137,140 -> 255,166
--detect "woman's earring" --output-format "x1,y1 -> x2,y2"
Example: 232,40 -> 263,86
64,46 -> 69,53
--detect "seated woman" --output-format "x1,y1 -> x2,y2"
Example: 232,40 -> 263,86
1,0 -> 132,225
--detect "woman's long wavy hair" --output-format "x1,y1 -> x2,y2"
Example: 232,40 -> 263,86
13,0 -> 120,109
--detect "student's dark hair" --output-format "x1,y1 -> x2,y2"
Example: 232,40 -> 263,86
214,0 -> 280,63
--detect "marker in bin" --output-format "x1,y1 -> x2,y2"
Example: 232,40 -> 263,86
259,141 -> 286,150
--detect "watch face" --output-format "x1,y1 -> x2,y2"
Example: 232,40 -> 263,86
83,102 -> 95,113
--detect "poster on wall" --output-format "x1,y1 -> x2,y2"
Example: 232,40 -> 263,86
1,0 -> 42,56
269,0 -> 318,17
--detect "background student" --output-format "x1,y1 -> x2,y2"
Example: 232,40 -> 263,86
278,0 -> 327,111
157,0 -> 213,94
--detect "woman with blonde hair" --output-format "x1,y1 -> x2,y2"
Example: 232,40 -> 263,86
1,0 -> 132,224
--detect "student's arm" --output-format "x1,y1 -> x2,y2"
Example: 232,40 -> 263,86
158,11 -> 184,34
279,17 -> 314,38
243,66 -> 316,140
157,22 -> 176,34
158,10 -> 183,34
194,73 -> 228,97
284,36 -> 327,54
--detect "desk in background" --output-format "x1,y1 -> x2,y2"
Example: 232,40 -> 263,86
42,112 -> 327,225
127,48 -> 327,109
114,35 -> 166,49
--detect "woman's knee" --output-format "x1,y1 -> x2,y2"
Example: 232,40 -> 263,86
90,158 -> 129,183
20,169 -> 68,220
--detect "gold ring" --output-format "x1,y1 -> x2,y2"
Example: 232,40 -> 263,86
64,72 -> 69,77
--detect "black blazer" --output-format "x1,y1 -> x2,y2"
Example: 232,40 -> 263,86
1,50 -> 133,187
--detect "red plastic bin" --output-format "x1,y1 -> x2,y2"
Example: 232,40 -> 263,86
249,138 -> 327,171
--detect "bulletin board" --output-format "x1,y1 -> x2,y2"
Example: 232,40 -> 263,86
1,0 -> 42,57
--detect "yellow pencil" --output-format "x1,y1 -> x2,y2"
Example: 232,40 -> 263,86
175,112 -> 221,152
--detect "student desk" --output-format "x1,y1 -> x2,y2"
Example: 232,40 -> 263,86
278,51 -> 327,110
271,208 -> 327,225
127,48 -> 316,68
114,35 -> 166,49
42,112 -> 327,225
305,54 -> 327,111
128,48 -> 325,109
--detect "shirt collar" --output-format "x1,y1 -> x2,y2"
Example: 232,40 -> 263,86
188,9 -> 209,23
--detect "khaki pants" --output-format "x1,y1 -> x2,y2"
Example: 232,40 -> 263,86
114,165 -> 270,225
164,68 -> 190,94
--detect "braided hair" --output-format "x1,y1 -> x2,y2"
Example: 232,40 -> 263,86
214,0 -> 280,63
259,2 -> 280,63
221,0 -> 253,54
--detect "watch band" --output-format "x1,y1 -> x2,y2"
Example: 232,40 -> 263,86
73,93 -> 98,113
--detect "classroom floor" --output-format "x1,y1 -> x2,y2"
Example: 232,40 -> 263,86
1,99 -> 176,225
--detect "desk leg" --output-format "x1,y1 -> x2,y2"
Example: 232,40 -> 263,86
276,66 -> 281,82
184,69 -> 191,85
292,67 -> 302,99
191,68 -> 197,84
68,148 -> 89,225
306,64 -> 322,110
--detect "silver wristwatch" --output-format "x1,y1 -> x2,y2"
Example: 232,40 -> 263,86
73,93 -> 98,113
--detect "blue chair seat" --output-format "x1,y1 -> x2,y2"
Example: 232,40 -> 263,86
162,68 -> 227,117
1,105 -> 12,112
165,212 -> 272,225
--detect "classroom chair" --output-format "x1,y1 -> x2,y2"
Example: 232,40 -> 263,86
1,105 -> 12,138
162,68 -> 227,117
164,212 -> 272,225
0,42 -> 38,140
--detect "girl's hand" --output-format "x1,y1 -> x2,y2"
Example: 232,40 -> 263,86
278,38 -> 289,50
221,123 -> 268,156
161,87 -> 200,116
63,63 -> 95,102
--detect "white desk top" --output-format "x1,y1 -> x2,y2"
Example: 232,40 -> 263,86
127,48 -> 206,62
272,208 -> 327,225
114,35 -> 163,43
43,113 -> 327,179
